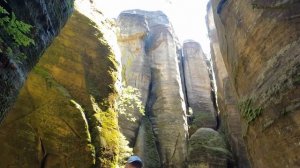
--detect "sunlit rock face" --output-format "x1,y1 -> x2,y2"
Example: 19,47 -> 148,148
117,10 -> 188,168
117,11 -> 150,145
211,0 -> 300,167
0,0 -> 74,123
147,24 -> 188,168
0,4 -> 120,167
182,41 -> 217,133
206,2 -> 251,168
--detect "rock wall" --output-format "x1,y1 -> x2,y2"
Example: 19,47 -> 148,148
211,0 -> 300,167
0,0 -> 74,122
148,23 -> 188,168
206,2 -> 251,167
134,117 -> 161,168
117,11 -> 150,145
182,40 -> 217,133
117,10 -> 189,167
0,1 -> 121,167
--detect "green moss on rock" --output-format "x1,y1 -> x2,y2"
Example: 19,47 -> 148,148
238,98 -> 263,123
188,128 -> 232,167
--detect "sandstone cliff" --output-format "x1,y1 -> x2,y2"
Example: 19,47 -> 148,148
182,40 -> 217,133
0,0 -> 74,122
117,11 -> 150,145
2,0 -> 298,167
210,0 -> 300,167
117,10 -> 189,168
206,2 -> 251,167
0,1 -> 122,167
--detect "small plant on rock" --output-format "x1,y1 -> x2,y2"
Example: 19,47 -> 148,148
0,3 -> 34,64
115,85 -> 144,122
238,98 -> 263,123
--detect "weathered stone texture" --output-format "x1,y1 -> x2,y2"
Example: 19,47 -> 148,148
118,10 -> 188,168
0,0 -> 74,122
148,25 -> 188,168
211,0 -> 300,167
206,2 -> 251,167
134,117 -> 161,168
0,4 -> 120,167
117,12 -> 150,144
183,41 -> 217,132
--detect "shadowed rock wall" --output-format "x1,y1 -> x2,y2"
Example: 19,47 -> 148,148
0,0 -> 74,122
206,2 -> 251,167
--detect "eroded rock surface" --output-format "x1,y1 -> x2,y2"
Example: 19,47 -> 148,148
117,12 -> 150,145
148,25 -> 188,168
134,117 -> 161,168
0,0 -> 74,122
117,10 -> 188,167
211,0 -> 300,167
0,2 -> 120,167
183,41 -> 217,133
206,2 -> 251,167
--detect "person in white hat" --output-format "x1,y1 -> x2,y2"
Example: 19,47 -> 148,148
125,155 -> 143,168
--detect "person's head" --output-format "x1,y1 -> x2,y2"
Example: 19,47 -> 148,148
125,156 -> 143,168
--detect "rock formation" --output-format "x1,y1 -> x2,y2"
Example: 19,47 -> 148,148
206,2 -> 251,167
117,11 -> 150,145
117,10 -> 189,168
210,0 -> 300,167
188,128 -> 232,168
0,1 -> 121,167
0,0 -> 74,122
182,40 -> 217,133
134,117 -> 161,168
2,0 -> 298,167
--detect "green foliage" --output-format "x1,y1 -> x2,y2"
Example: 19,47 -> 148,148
0,4 -> 34,63
115,85 -> 144,122
0,7 -> 34,47
238,99 -> 263,123
141,117 -> 161,168
2,13 -> 34,46
118,133 -> 133,166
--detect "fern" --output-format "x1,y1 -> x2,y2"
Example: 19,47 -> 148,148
0,4 -> 34,63
1,13 -> 35,47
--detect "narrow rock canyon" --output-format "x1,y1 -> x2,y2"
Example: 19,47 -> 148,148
0,0 -> 299,168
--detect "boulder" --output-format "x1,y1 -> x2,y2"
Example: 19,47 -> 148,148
188,128 -> 232,168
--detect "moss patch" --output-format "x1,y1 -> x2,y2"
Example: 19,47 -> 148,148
188,128 -> 232,166
238,98 -> 263,124
141,117 -> 161,168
